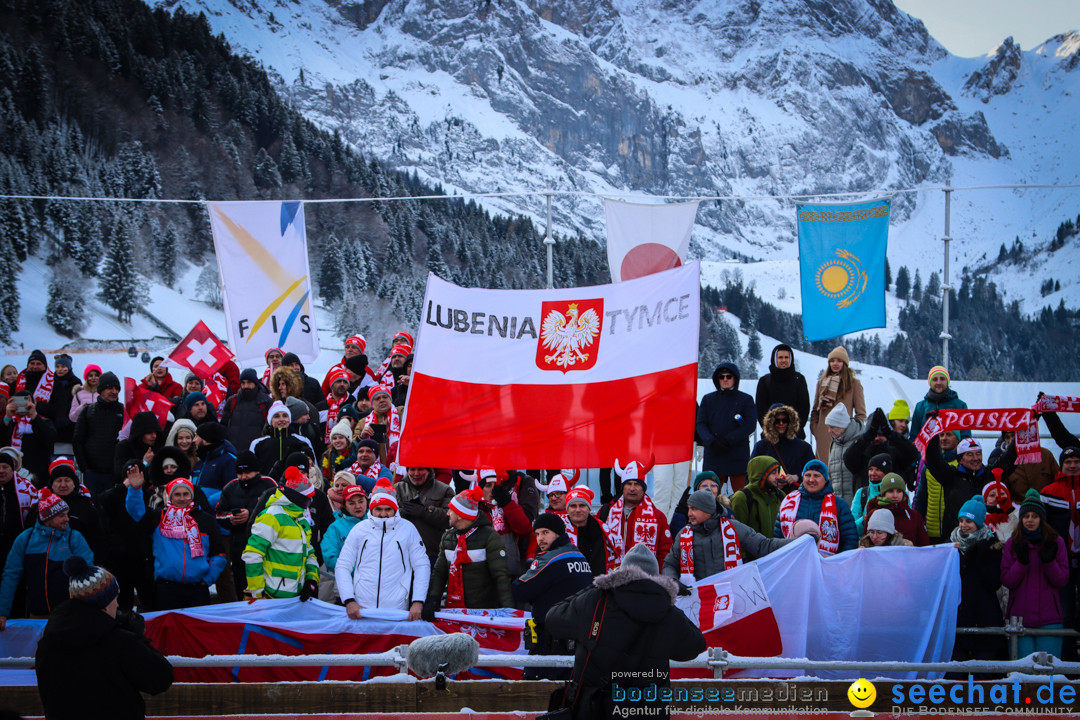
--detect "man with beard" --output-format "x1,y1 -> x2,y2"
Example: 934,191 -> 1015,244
394,466 -> 455,561
512,513 -> 593,680
72,372 -> 124,495
909,366 -> 969,443
221,368 -> 273,453
6,351 -> 57,479
755,344 -> 810,439
182,391 -> 215,428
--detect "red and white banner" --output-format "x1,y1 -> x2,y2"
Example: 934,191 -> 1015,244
166,320 -> 235,378
123,377 -> 172,429
915,400 -> 1080,465
604,198 -> 698,282
399,263 -> 700,469
683,564 -> 782,661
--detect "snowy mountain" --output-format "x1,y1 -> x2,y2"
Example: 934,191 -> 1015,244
155,0 -> 1080,312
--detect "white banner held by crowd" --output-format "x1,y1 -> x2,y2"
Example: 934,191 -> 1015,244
207,201 -> 319,365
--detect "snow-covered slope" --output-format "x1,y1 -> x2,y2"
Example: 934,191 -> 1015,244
153,0 -> 1080,314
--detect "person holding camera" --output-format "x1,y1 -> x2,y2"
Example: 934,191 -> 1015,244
360,385 -> 400,464
2,389 -> 57,484
349,438 -> 392,493
215,451 -> 277,597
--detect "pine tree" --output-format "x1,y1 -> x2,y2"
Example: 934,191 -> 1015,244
925,272 -> 941,300
98,218 -> 144,323
895,266 -> 911,301
46,258 -> 87,337
912,269 -> 922,303
0,234 -> 20,341
156,222 -> 179,287
253,148 -> 282,188
318,236 -> 346,304
885,258 -> 892,290
196,263 -> 223,309
279,133 -> 305,184
426,242 -> 452,280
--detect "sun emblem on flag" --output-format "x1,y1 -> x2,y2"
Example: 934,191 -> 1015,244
536,299 -> 603,373
814,249 -> 868,309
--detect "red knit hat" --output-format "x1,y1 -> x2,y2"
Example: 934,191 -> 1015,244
326,368 -> 350,387
393,331 -> 414,346
390,344 -> 412,357
565,487 -> 594,508
450,486 -> 485,521
345,334 -> 367,352
38,488 -> 69,522
284,466 -> 314,497
369,478 -> 398,512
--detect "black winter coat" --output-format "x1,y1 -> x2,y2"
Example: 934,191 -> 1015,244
696,363 -> 757,477
925,437 -> 991,541
251,427 -> 313,476
113,411 -> 164,480
73,398 -> 125,475
35,600 -> 173,719
954,534 -> 1006,661
217,474 -> 278,552
754,344 -> 811,439
842,411 -> 920,490
546,566 -> 706,720
48,371 -> 81,443
221,389 -> 273,458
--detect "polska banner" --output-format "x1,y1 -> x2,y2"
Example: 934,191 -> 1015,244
207,201 -> 319,365
797,198 -> 889,341
604,198 -> 699,282
399,263 -> 701,469
916,408 -> 1038,464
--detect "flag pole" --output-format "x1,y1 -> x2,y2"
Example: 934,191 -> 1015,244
940,181 -> 953,370
544,193 -> 554,289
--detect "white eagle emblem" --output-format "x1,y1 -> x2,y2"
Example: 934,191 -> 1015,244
540,303 -> 601,369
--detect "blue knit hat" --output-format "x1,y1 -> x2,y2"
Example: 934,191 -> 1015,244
693,471 -> 721,491
802,459 -> 829,481
958,495 -> 987,528
184,391 -> 208,411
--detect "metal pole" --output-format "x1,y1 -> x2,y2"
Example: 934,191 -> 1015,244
544,193 -> 555,289
940,181 -> 953,369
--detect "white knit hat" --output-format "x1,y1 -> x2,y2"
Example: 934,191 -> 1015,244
867,509 -> 896,534
824,404 -> 851,429
329,419 -> 353,441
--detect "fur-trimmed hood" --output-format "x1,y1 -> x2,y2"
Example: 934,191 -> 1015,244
762,404 -> 800,444
594,564 -> 680,606
270,366 -> 304,402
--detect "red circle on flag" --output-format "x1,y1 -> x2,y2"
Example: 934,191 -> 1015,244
620,243 -> 682,281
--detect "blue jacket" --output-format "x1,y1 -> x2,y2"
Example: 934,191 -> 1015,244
909,389 -> 969,443
322,511 -> 364,572
191,440 -> 238,509
126,487 -> 226,585
696,363 -> 758,476
773,478 -> 858,553
0,522 -> 93,617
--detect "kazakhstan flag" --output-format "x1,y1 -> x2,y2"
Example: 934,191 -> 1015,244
797,198 -> 889,341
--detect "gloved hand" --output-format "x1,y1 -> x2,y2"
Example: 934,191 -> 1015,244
1014,539 -> 1031,565
115,609 -> 146,636
299,578 -> 319,602
711,437 -> 731,453
491,476 -> 516,507
1040,540 -> 1059,564
421,602 -> 437,623
398,500 -> 423,519
677,582 -> 692,597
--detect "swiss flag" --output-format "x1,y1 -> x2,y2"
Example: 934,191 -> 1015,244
203,372 -> 229,412
124,377 -> 172,429
167,321 -> 234,379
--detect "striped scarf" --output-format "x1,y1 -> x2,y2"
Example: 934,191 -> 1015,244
159,504 -> 204,558
12,369 -> 53,450
445,527 -> 479,608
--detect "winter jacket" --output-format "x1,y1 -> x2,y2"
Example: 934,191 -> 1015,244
851,479 -> 882,536
957,532 -> 1004,631
925,437 -> 991,542
751,405 -> 815,479
68,386 -> 97,424
663,516 -> 791,581
0,521 -> 93,617
426,513 -> 513,611
568,513 -> 617,577
512,535 -> 593,632
336,514 -> 429,611
773,477 -> 859,553
827,417 -> 864,503
322,511 -> 363,571
140,371 -> 184,401
546,565 -> 707,720
243,489 -> 319,598
696,362 -> 757,476
809,368 -> 866,462
35,599 -> 173,720
909,388 -> 969,443
394,476 -> 455,557
1040,472 -> 1080,557
843,409 -> 920,491
48,371 -> 81,444
191,440 -> 238,503
995,445 -> 1059,502
1,413 -> 57,485
73,397 -> 125,475
221,388 -> 273,456
250,427 -> 313,476
126,487 -> 226,586
215,474 -> 278,552
754,344 -> 811,439
112,411 -> 164,480
731,458 -> 787,539
1001,534 -> 1069,627
23,488 -> 106,558
863,495 -> 930,547
0,473 -> 38,563
250,480 -> 334,565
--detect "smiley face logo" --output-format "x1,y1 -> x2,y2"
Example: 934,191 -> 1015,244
847,678 -> 876,709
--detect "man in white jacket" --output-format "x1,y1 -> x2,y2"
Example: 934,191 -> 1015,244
336,480 -> 429,621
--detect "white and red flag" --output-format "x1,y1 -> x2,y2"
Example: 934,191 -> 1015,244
399,263 -> 700,469
604,198 -> 699,282
166,320 -> 235,378
123,377 -> 172,429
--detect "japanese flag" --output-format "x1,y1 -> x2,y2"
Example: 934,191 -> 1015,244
604,198 -> 699,282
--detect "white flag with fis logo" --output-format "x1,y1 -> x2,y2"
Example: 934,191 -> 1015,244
207,201 -> 319,365
398,263 -> 701,469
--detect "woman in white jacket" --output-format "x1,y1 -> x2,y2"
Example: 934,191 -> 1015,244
336,480 -> 429,621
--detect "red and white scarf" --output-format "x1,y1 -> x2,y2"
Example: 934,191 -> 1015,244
348,458 -> 385,482
11,369 -> 53,450
562,513 -> 618,573
602,494 -> 661,565
778,490 -> 840,555
363,406 -> 401,447
486,489 -> 519,534
324,391 -> 348,443
445,527 -> 480,608
678,517 -> 742,585
159,503 -> 204,558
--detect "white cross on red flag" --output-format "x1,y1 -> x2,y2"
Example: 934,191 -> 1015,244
167,321 -> 235,379
123,377 -> 172,429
